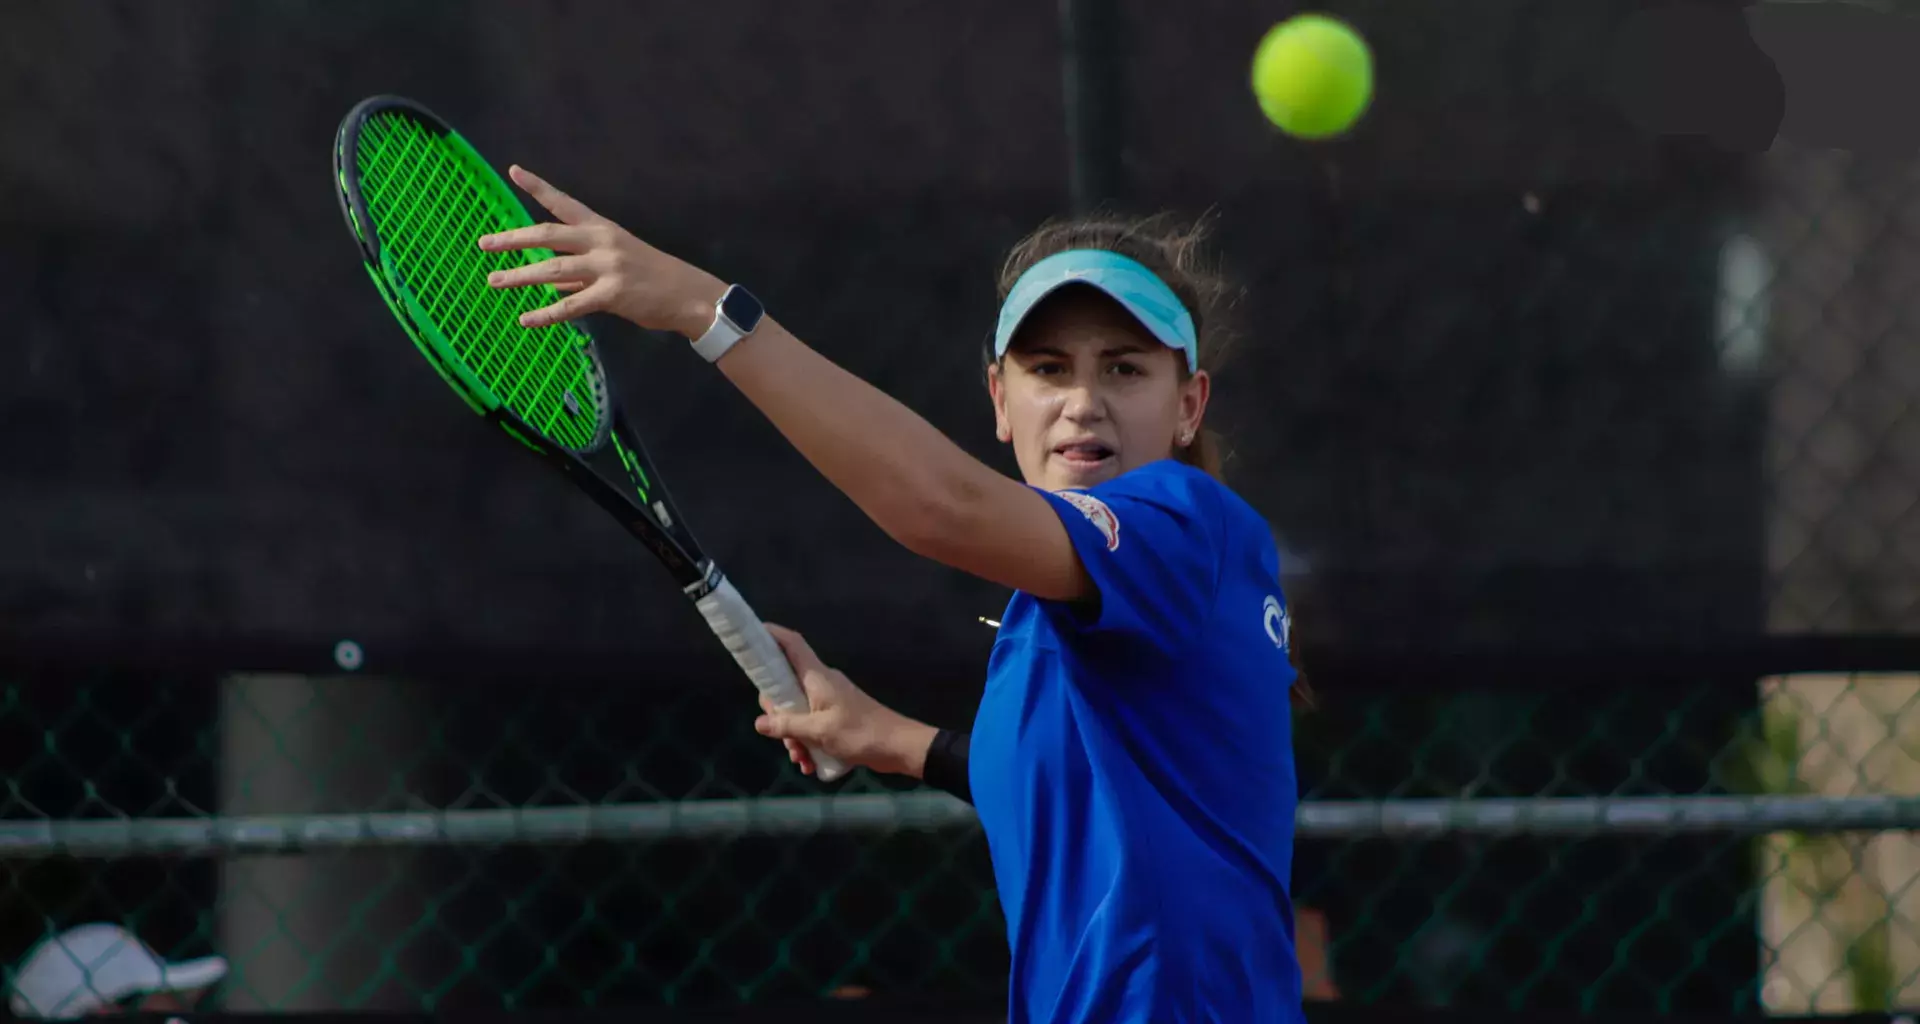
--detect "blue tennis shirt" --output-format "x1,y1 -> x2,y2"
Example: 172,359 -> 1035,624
971,458 -> 1303,1024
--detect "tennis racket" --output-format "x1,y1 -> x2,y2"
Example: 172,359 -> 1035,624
332,94 -> 848,783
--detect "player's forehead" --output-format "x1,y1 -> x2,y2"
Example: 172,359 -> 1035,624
1006,288 -> 1163,357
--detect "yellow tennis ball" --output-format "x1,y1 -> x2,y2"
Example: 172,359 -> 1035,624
1251,13 -> 1374,140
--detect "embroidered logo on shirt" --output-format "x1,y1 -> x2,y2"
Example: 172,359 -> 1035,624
1059,491 -> 1121,551
1263,594 -> 1291,650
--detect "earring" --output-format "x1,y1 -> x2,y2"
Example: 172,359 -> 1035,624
1179,430 -> 1194,445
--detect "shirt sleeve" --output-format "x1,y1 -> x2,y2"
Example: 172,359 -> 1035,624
1031,459 -> 1226,657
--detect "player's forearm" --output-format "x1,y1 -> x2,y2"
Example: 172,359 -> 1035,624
712,319 -> 1069,591
714,319 -> 988,530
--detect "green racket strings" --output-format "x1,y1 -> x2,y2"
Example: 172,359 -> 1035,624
354,110 -> 603,453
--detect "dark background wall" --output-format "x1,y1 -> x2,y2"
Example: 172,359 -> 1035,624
0,0 -> 1818,1014
1,0 -> 1765,687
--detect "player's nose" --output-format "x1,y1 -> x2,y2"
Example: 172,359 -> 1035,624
1059,382 -> 1106,421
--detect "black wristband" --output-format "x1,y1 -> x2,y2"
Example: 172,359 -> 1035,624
922,728 -> 973,805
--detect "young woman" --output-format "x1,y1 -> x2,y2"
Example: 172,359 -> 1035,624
481,167 -> 1305,1023
745,640 -> 1342,1006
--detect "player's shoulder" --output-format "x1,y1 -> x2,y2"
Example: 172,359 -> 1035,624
1090,458 -> 1225,507
1091,459 -> 1268,535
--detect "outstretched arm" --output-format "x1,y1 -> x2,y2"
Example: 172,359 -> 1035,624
713,315 -> 1083,605
479,166 -> 1088,602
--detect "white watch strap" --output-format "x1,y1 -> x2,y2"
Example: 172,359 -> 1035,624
690,307 -> 747,364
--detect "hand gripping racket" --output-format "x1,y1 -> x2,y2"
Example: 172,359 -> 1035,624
332,95 -> 848,783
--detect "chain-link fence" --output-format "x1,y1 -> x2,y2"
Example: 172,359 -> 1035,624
6,0 -> 1920,1020
6,671 -> 1920,1015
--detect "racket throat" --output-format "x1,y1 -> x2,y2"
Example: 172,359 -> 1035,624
682,561 -> 726,601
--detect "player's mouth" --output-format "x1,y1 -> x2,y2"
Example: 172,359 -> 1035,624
1052,439 -> 1115,468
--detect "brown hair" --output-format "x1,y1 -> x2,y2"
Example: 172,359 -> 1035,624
988,212 -> 1316,706
986,211 -> 1235,481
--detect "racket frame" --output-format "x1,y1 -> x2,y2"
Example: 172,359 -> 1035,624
332,95 -> 847,780
334,95 -> 714,588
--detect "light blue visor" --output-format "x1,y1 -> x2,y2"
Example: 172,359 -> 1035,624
993,249 -> 1198,372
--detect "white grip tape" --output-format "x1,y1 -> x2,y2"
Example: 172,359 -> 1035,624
694,575 -> 850,783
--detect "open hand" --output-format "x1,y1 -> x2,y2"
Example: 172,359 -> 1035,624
478,165 -> 725,337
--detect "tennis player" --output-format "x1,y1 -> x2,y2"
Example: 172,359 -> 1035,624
745,644 -> 1342,1005
482,167 -> 1305,1023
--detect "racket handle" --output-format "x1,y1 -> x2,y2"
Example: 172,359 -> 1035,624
693,574 -> 851,783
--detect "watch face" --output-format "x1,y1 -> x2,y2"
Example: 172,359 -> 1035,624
720,286 -> 765,333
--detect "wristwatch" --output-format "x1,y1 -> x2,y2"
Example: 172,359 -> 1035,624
690,284 -> 765,364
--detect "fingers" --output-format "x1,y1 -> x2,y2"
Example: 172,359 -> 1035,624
509,165 -> 605,226
487,254 -> 595,290
754,707 -> 818,773
757,624 -> 836,775
788,738 -> 816,775
516,278 -> 618,328
755,711 -> 802,741
755,687 -> 822,775
755,705 -> 829,746
765,623 -> 823,671
477,221 -> 598,255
